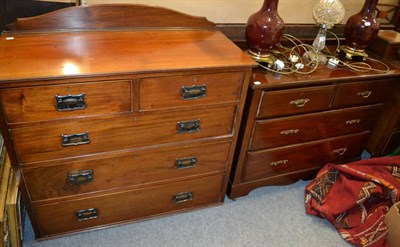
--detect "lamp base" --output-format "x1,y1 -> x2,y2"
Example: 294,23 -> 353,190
246,50 -> 276,66
303,50 -> 327,64
338,46 -> 368,62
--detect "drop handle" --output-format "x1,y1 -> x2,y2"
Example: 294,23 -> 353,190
357,91 -> 372,98
270,160 -> 289,166
290,98 -> 310,108
333,148 -> 348,155
280,129 -> 300,135
345,119 -> 361,125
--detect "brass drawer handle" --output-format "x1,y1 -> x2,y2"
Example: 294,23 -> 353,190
280,129 -> 300,135
67,169 -> 94,185
75,208 -> 99,222
270,160 -> 289,166
61,132 -> 91,146
55,93 -> 87,111
177,119 -> 201,134
290,98 -> 310,108
173,192 -> 193,204
333,148 -> 348,155
345,119 -> 361,125
176,157 -> 197,169
357,91 -> 372,98
181,84 -> 207,100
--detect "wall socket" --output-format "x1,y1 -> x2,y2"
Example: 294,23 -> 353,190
80,0 -> 87,5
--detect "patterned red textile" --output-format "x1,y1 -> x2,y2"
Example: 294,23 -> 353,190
305,156 -> 400,247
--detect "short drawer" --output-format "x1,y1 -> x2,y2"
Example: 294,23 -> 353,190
12,106 -> 236,164
251,104 -> 382,150
34,174 -> 224,236
139,72 -> 244,110
332,80 -> 391,108
23,141 -> 230,202
0,80 -> 132,124
243,131 -> 369,182
257,85 -> 335,118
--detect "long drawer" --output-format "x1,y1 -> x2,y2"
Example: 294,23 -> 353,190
0,80 -> 132,124
23,141 -> 230,202
12,106 -> 236,164
139,72 -> 244,111
251,105 -> 381,150
243,131 -> 369,182
34,174 -> 224,237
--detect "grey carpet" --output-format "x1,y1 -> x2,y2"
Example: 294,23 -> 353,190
22,179 -> 352,247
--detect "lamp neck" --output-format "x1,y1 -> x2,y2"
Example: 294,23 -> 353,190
360,0 -> 379,14
261,0 -> 279,12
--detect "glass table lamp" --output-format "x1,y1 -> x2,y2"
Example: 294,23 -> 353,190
304,0 -> 345,64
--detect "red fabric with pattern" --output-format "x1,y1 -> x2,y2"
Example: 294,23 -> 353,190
305,156 -> 400,247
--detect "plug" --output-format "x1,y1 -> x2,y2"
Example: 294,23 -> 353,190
327,58 -> 339,69
274,59 -> 285,71
295,63 -> 304,70
289,55 -> 299,63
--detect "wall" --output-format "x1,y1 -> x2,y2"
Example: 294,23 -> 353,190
86,0 -> 398,24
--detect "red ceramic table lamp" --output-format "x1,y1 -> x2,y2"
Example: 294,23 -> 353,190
339,0 -> 380,61
245,0 -> 285,66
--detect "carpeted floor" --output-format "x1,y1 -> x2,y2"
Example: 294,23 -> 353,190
23,179 -> 352,247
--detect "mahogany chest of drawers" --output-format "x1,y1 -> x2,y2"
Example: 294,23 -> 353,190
228,67 -> 399,199
0,30 -> 255,238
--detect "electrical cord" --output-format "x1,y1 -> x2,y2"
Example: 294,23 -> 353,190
256,30 -> 390,74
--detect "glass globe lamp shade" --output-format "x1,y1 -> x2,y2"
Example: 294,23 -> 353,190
305,0 -> 345,64
313,0 -> 345,29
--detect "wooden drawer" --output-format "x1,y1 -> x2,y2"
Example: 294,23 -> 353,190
0,80 -> 132,124
12,106 -> 236,164
23,141 -> 230,202
257,85 -> 335,118
139,72 -> 244,111
243,131 -> 369,182
34,174 -> 224,236
251,104 -> 381,150
332,80 -> 390,108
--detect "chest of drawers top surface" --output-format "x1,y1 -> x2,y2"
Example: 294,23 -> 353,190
0,30 -> 255,82
250,62 -> 400,90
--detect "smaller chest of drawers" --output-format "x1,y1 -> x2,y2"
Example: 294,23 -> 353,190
227,68 -> 397,199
